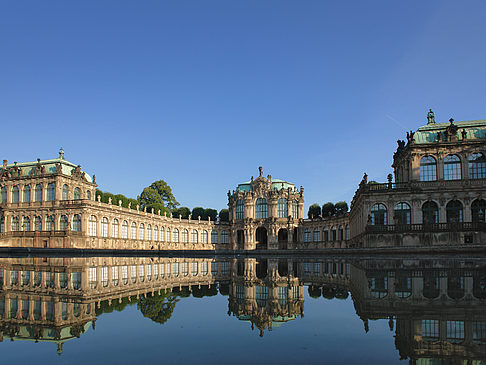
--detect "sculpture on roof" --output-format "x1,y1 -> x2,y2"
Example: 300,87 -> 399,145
59,147 -> 65,160
258,166 -> 263,177
427,109 -> 435,124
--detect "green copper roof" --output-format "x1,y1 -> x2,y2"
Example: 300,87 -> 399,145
237,178 -> 296,192
413,119 -> 486,144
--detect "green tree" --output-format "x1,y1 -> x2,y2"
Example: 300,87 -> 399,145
308,203 -> 321,219
137,291 -> 179,325
138,187 -> 164,209
128,198 -> 139,209
148,180 -> 179,210
95,189 -> 103,202
191,207 -> 205,220
308,286 -> 322,299
173,206 -> 190,219
219,209 -> 229,222
335,201 -> 349,215
322,202 -> 336,217
204,208 -> 218,221
114,194 -> 129,208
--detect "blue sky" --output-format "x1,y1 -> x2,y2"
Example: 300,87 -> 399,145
1,1 -> 485,212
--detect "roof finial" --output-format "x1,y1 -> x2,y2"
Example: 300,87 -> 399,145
258,166 -> 263,177
59,147 -> 65,160
427,109 -> 435,124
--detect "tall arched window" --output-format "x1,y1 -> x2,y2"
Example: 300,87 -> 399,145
23,185 -> 31,202
422,201 -> 438,224
88,216 -> 97,236
34,216 -> 42,231
394,202 -> 411,225
101,217 -> 109,237
62,184 -> 68,200
221,230 -> 229,244
292,200 -> 299,219
139,223 -> 144,240
469,153 -> 486,179
73,215 -> 81,232
472,199 -> 486,223
121,220 -> 128,239
191,229 -> 198,243
345,225 -> 350,240
236,200 -> 244,220
173,229 -> 179,242
444,155 -> 461,180
154,226 -> 158,241
11,217 -> 19,231
420,156 -> 437,181
23,216 -> 31,231
446,200 -> 463,223
278,198 -> 288,218
12,186 -> 19,203
131,223 -> 137,239
338,226 -> 344,240
147,224 -> 152,240
211,230 -> 218,244
47,183 -> 55,201
370,204 -> 387,225
112,219 -> 119,238
182,229 -> 188,243
74,187 -> 81,200
86,190 -> 91,200
255,198 -> 268,219
304,229 -> 311,242
35,184 -> 43,202
201,230 -> 208,244
0,187 -> 7,203
166,228 -> 171,242
60,215 -> 68,231
46,216 -> 55,231
160,227 -> 165,242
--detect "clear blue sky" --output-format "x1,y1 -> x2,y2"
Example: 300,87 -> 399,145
1,1 -> 485,212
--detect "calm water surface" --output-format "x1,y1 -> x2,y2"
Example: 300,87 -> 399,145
0,256 -> 484,364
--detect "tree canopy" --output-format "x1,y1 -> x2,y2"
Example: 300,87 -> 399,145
172,206 -> 190,219
137,291 -> 179,325
322,202 -> 336,217
219,209 -> 229,222
335,201 -> 349,215
308,203 -> 321,219
191,207 -> 205,220
137,180 -> 179,215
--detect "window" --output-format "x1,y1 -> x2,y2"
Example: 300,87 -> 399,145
201,230 -> 208,244
370,204 -> 387,225
112,219 -> 119,238
191,229 -> 198,243
23,185 -> 30,202
153,264 -> 158,278
422,201 -> 438,224
101,267 -> 108,287
172,262 -> 179,277
131,222 -> 137,239
160,227 -> 165,242
323,230 -> 329,241
473,322 -> 486,344
345,225 -> 350,240
47,183 -> 55,201
181,262 -> 189,276
35,184 -> 43,202
139,223 -> 144,240
422,320 -> 439,341
420,156 -> 437,181
12,186 -> 19,203
74,187 -> 81,200
173,229 -> 179,242
62,184 -> 68,200
146,265 -> 152,280
304,229 -> 311,242
255,198 -> 268,219
292,200 -> 299,219
101,217 -> 108,237
472,199 -> 486,223
446,200 -> 463,223
11,217 -> 19,231
130,265 -> 136,283
331,227 -> 337,241
154,226 -> 158,241
182,229 -> 188,243
444,155 -> 461,180
73,215 -> 81,232
147,224 -> 152,240
122,220 -> 128,238
394,202 -> 411,225
278,198 -> 288,218
86,190 -> 91,200
166,229 -> 171,242
46,215 -> 55,231
34,216 -> 42,231
122,266 -> 128,284
236,200 -> 244,220
60,215 -> 68,231
446,321 -> 465,343
88,215 -> 97,236
221,230 -> 229,244
469,152 -> 486,179
23,216 -> 30,231
313,230 -> 320,242
139,265 -> 144,282
88,267 -> 97,288
211,230 -> 218,244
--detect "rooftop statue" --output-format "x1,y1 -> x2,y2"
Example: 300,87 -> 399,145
427,108 -> 435,124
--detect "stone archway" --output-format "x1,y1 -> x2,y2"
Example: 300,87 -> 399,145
278,228 -> 288,249
255,227 -> 267,250
237,230 -> 245,249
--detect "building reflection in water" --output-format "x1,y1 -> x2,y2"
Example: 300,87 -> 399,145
0,255 -> 485,363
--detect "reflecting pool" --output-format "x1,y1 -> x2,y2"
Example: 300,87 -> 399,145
0,255 -> 485,364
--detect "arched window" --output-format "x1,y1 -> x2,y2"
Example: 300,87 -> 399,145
255,198 -> 268,219
420,156 -> 437,181
130,223 -> 137,239
191,262 -> 198,276
153,226 -> 158,241
221,230 -> 229,244
201,230 -> 208,244
23,185 -> 31,202
345,225 -> 350,240
86,190 -> 91,200
166,228 -> 171,242
112,219 -> 119,238
101,217 -> 108,237
34,216 -> 42,231
139,223 -> 144,240
191,229 -> 198,243
173,229 -> 179,242
88,216 -> 97,236
147,224 -> 152,241
422,201 -> 438,224
46,216 -> 55,231
0,187 -> 7,203
23,216 -> 31,231
394,202 -> 411,225
370,204 -> 387,225
11,217 -> 19,231
121,220 -> 128,239
160,227 -> 165,242
235,200 -> 244,220
73,187 -> 81,200
331,227 -> 337,241
322,229 -> 329,242
278,198 -> 288,218
62,184 -> 68,200
292,200 -> 299,219
211,230 -> 218,244
12,186 -> 19,203
0,217 -> 4,233
47,183 -> 55,201
444,155 -> 461,180
446,200 -> 463,223
313,230 -> 320,242
35,184 -> 43,202
182,229 -> 188,243
73,215 -> 81,232
469,153 -> 486,179
472,199 -> 486,223
60,215 -> 68,231
304,229 -> 311,242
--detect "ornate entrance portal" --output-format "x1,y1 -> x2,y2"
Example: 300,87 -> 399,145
278,229 -> 288,249
255,227 -> 268,250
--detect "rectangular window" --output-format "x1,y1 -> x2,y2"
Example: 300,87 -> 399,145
473,322 -> 486,344
313,230 -> 320,242
88,267 -> 97,288
446,321 -> 464,343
